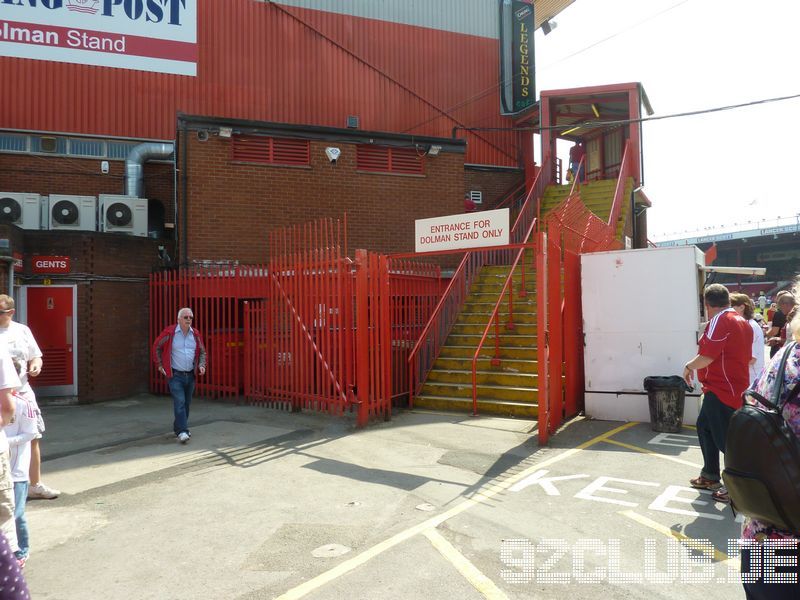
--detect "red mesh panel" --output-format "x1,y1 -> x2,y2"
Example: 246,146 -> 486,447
545,195 -> 622,253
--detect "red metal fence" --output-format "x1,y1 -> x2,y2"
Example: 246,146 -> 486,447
535,191 -> 624,444
150,217 -> 439,426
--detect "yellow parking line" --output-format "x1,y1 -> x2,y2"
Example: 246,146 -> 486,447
601,438 -> 702,469
423,529 -> 509,600
274,421 -> 639,599
619,510 -> 737,568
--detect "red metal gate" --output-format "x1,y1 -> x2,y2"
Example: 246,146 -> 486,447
150,217 -> 439,427
536,194 -> 624,444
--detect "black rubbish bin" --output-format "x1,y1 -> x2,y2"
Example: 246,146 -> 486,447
642,376 -> 689,433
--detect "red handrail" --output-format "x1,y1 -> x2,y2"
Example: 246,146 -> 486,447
406,250 -> 485,406
469,163 -> 547,415
470,236 -> 538,415
406,154 -> 550,410
607,139 -> 633,229
568,155 -> 584,196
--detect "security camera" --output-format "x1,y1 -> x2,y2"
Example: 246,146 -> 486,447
325,147 -> 341,164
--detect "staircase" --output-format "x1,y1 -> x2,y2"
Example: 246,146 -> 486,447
539,178 -> 634,237
413,177 -> 630,418
414,258 -> 538,418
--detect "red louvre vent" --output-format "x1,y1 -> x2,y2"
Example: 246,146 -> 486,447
357,145 -> 423,175
232,135 -> 310,166
32,348 -> 70,387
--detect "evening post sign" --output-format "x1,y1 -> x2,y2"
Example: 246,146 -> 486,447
0,0 -> 197,75
499,0 -> 535,115
415,208 -> 510,253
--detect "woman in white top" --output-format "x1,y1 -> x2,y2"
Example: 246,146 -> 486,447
730,293 -> 765,384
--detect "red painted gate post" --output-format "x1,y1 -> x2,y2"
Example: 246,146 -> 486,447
355,249 -> 370,428
536,232 -> 549,445
243,300 -> 251,401
547,233 -> 563,434
563,251 -> 582,418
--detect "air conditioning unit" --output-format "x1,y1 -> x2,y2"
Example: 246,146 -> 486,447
48,195 -> 97,231
99,195 -> 148,236
0,193 -> 42,230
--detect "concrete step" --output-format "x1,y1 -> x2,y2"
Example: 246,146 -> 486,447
480,266 -> 536,277
425,368 -> 537,387
433,356 -> 537,372
445,333 -> 536,348
420,380 -> 537,402
413,395 -> 538,418
465,292 -> 538,306
457,311 -> 537,325
469,281 -> 536,295
439,345 -> 536,359
462,304 -> 538,318
450,322 -> 537,336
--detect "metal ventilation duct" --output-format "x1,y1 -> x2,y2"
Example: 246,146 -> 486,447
125,142 -> 174,197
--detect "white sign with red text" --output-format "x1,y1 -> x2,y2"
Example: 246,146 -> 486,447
415,208 -> 509,253
0,0 -> 197,76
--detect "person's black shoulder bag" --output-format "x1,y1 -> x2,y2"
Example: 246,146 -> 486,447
723,341 -> 800,533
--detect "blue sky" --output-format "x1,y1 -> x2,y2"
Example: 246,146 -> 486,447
533,0 -> 800,240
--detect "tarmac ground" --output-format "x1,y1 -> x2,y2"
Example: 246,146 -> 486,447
23,395 -> 754,599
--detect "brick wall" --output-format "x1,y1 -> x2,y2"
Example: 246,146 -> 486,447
464,167 -> 524,211
15,230 -> 163,403
179,132 -> 465,263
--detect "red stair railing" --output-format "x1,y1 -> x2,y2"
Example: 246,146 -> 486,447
470,161 -> 548,415
406,154 -> 551,410
607,139 -> 633,231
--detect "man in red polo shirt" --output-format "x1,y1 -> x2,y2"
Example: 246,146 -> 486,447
683,284 -> 753,503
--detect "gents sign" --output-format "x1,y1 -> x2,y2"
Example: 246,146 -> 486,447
415,208 -> 509,253
0,0 -> 197,76
32,255 -> 70,274
499,0 -> 535,115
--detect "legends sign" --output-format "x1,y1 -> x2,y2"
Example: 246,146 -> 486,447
500,0 -> 535,115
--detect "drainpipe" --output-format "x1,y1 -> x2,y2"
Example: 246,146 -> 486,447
6,260 -> 13,297
181,125 -> 189,266
125,142 -> 175,197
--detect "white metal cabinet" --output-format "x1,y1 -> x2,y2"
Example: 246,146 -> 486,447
581,246 -> 705,424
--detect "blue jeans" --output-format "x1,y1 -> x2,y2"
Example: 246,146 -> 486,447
13,481 -> 28,559
696,391 -> 736,481
168,371 -> 195,436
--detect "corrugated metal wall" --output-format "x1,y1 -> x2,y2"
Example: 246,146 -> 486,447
0,0 -> 535,167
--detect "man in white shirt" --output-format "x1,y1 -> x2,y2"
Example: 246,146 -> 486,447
0,343 -> 21,551
0,294 -> 60,500
757,291 -> 767,315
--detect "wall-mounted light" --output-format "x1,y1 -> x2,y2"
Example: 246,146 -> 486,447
427,144 -> 442,156
218,126 -> 233,138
